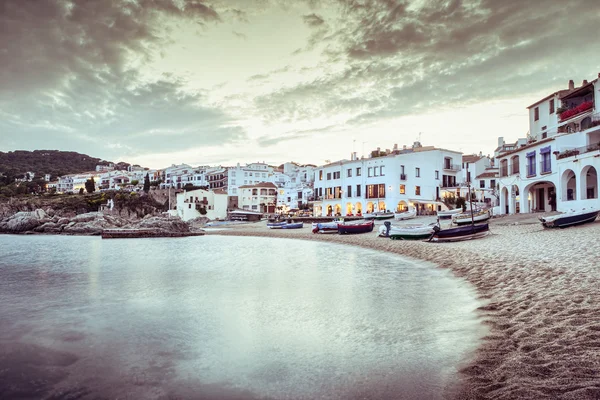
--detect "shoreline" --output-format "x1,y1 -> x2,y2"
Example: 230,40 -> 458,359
208,215 -> 600,399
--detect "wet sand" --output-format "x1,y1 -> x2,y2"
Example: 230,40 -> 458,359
208,215 -> 600,399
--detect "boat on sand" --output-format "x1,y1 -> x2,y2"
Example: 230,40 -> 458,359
539,208 -> 599,228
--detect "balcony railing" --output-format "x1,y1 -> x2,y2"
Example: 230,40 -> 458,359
443,164 -> 461,172
556,141 -> 600,160
559,101 -> 594,121
525,164 -> 536,178
499,163 -> 520,177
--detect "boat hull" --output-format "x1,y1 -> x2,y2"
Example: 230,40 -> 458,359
281,222 -> 304,229
539,210 -> 599,228
337,221 -> 374,234
394,210 -> 416,220
437,208 -> 463,220
429,223 -> 490,242
453,210 -> 491,225
312,222 -> 338,234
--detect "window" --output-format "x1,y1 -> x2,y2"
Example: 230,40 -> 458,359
368,167 -> 373,177
549,99 -> 555,114
490,179 -> 496,189
333,171 -> 340,179
380,166 -> 385,176
319,171 -> 323,180
399,184 -> 405,194
435,170 -> 439,179
334,186 -> 342,199
347,168 -> 352,178
366,184 -> 385,199
356,167 -> 361,176
540,147 -> 552,174
244,172 -> 248,177
374,167 -> 379,177
534,107 -> 539,121
415,186 -> 421,196
327,172 -> 331,180
347,185 -> 352,197
356,185 -> 361,197
480,180 -> 485,189
527,153 -> 536,177
415,167 -> 420,177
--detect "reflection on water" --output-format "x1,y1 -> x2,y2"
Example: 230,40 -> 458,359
0,235 -> 484,399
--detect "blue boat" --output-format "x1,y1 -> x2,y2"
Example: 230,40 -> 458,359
428,223 -> 489,242
539,209 -> 599,228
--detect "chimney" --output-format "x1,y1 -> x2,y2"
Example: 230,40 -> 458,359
497,136 -> 504,148
583,80 -> 588,86
393,143 -> 398,150
568,79 -> 574,90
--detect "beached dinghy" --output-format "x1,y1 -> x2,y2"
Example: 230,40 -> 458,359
428,223 -> 489,242
436,208 -> 463,220
363,212 -> 395,220
394,208 -> 416,221
378,221 -> 435,240
311,221 -> 339,234
539,208 -> 599,228
337,220 -> 374,234
281,222 -> 304,229
452,209 -> 491,226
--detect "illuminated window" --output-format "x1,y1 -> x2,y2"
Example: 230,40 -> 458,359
399,185 -> 405,194
415,186 -> 421,195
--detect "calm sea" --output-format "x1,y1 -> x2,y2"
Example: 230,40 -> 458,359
0,235 -> 484,400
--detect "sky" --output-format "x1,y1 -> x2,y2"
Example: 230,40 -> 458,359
1,0 -> 599,169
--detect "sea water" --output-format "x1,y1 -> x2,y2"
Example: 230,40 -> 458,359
0,235 -> 484,399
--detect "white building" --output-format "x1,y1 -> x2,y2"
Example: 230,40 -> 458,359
175,188 -> 228,221
237,182 -> 278,213
313,143 -> 462,217
498,75 -> 600,214
227,162 -> 273,196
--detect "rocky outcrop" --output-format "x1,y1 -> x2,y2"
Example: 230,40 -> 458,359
0,208 -> 200,236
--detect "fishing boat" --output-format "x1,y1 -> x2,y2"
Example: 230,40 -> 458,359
452,208 -> 491,225
539,208 -> 599,228
363,211 -> 395,220
378,221 -> 435,240
337,220 -> 374,234
311,221 -> 338,234
436,208 -> 463,220
394,208 -> 416,221
281,222 -> 304,229
267,220 -> 288,229
428,223 -> 490,242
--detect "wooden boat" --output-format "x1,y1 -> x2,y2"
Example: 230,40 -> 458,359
281,222 -> 304,229
539,208 -> 599,228
452,209 -> 491,225
378,221 -> 435,240
363,212 -> 395,220
428,223 -> 489,242
267,221 -> 288,229
337,220 -> 374,234
394,208 -> 416,221
436,208 -> 463,220
311,222 -> 338,234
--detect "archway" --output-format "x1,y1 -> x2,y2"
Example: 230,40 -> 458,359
355,202 -> 363,215
314,205 -> 322,216
510,155 -> 520,175
378,201 -> 386,212
327,205 -> 333,216
397,200 -> 408,211
501,187 -> 509,214
334,204 -> 342,216
524,181 -> 556,213
580,165 -> 597,199
346,202 -> 353,215
366,202 -> 374,213
561,169 -> 577,201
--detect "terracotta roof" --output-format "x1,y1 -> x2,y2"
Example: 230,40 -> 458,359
238,182 -> 277,189
213,189 -> 228,195
560,79 -> 597,100
476,171 -> 498,179
462,154 -> 483,163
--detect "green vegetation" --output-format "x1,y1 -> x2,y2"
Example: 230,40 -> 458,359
85,177 -> 96,194
456,196 -> 467,211
143,173 -> 150,193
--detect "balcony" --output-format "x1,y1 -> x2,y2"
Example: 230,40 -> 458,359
443,164 -> 461,172
499,163 -> 520,177
525,164 -> 536,178
556,141 -> 600,160
559,101 -> 594,121
539,160 -> 552,175
400,173 -> 407,181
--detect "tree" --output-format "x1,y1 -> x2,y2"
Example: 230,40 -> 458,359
79,188 -> 85,195
456,196 -> 466,211
85,177 -> 96,193
143,173 -> 150,193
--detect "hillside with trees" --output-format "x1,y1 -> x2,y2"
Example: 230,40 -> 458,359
0,150 -> 112,184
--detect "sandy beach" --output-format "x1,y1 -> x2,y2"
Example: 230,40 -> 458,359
208,215 -> 600,399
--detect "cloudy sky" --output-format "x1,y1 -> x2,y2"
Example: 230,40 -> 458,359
1,0 -> 599,168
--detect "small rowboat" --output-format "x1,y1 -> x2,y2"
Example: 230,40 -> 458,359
436,208 -> 463,220
363,212 -> 395,220
452,209 -> 491,225
539,208 -> 599,228
267,221 -> 288,229
337,220 -> 374,234
394,208 -> 416,221
281,222 -> 304,229
312,222 -> 338,234
378,222 -> 435,240
428,223 -> 489,242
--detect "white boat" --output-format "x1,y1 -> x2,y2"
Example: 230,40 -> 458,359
539,208 -> 599,228
378,222 -> 435,240
363,211 -> 395,220
436,208 -> 463,220
394,208 -> 416,221
452,209 -> 491,225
